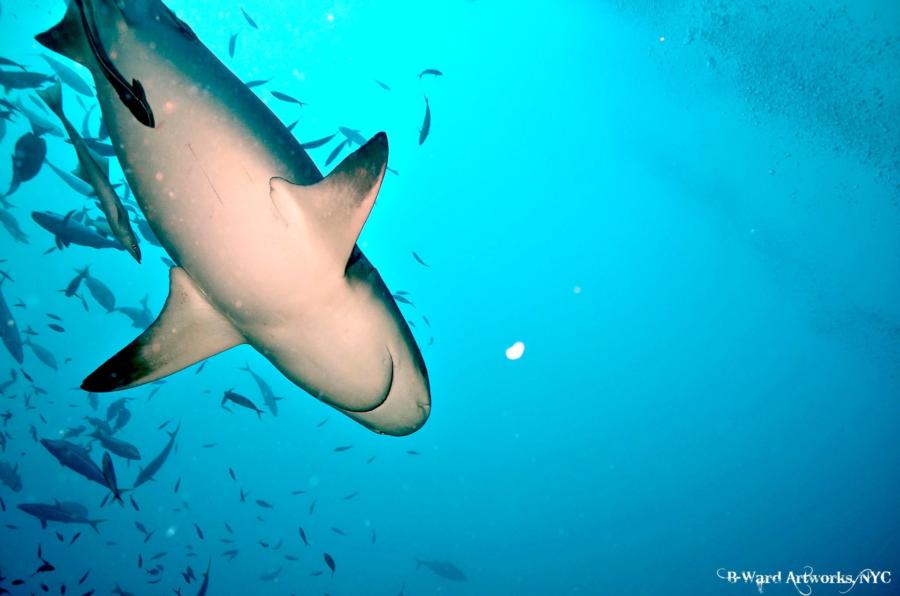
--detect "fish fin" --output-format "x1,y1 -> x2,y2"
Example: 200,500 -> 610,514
81,268 -> 245,391
268,132 -> 388,273
35,1 -> 90,65
88,519 -> 106,534
40,519 -> 47,529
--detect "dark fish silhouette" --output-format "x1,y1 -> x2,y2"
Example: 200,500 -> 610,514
418,96 -> 431,145
113,296 -> 153,329
101,452 -> 127,505
31,210 -> 125,251
415,559 -> 467,581
259,566 -> 282,581
0,280 -> 23,363
41,438 -> 107,487
37,81 -> 142,262
0,208 -> 29,243
228,33 -> 238,59
196,560 -> 211,596
412,251 -> 429,267
374,79 -> 391,90
239,362 -> 283,416
0,70 -> 53,91
221,390 -> 264,418
81,269 -> 115,311
18,501 -> 105,532
240,7 -> 258,29
323,553 -> 336,577
299,133 -> 336,150
418,68 -> 443,78
41,53 -> 93,97
0,57 -> 27,70
24,334 -> 58,370
5,132 -> 46,197
0,460 -> 22,491
92,430 -> 141,460
324,138 -> 349,166
133,424 -> 179,487
245,78 -> 270,88
298,526 -> 308,546
270,90 -> 307,107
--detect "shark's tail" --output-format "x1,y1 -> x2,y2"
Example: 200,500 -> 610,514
166,422 -> 181,440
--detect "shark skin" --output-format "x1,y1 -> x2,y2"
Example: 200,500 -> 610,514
37,0 -> 430,436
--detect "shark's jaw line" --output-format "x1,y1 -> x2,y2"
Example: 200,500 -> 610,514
39,0 -> 430,436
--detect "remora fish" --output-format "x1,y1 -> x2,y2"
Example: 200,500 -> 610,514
38,81 -> 141,262
133,423 -> 179,487
40,0 -> 430,436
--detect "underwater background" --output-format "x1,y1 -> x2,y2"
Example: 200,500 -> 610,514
1,0 -> 899,594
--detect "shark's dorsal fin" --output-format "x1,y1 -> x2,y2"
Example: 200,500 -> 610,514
81,268 -> 245,391
269,132 -> 388,273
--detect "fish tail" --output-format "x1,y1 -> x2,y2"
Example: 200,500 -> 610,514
166,422 -> 181,439
239,361 -> 251,372
36,80 -> 64,117
88,518 -> 107,533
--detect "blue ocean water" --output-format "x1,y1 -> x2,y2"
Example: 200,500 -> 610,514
1,0 -> 898,594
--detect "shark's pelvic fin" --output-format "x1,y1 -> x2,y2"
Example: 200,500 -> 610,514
35,1 -> 89,65
269,131 -> 389,272
81,267 -> 245,392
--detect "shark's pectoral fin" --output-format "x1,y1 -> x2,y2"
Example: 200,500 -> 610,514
269,132 -> 388,272
82,267 -> 244,392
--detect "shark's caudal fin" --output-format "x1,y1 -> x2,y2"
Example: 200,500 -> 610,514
81,268 -> 245,391
35,1 -> 89,65
269,132 -> 388,272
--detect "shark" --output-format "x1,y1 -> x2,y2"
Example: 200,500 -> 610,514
36,0 -> 430,436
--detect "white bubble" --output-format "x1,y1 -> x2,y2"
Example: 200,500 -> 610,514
505,341 -> 525,361
165,526 -> 176,538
